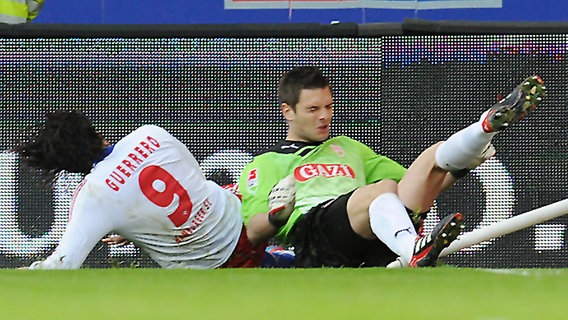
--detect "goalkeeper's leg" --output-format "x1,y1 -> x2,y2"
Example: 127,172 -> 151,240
400,75 -> 546,229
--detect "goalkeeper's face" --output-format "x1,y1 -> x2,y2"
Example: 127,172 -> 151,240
283,86 -> 333,143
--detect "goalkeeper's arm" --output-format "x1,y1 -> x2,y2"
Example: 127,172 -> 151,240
246,175 -> 296,246
246,214 -> 281,246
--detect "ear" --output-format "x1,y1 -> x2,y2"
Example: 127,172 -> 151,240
281,103 -> 295,121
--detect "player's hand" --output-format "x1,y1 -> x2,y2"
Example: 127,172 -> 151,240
268,175 -> 296,228
102,235 -> 131,247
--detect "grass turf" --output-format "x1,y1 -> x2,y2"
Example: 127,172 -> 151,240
1,267 -> 565,319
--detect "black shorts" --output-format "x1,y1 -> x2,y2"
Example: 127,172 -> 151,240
289,191 -> 398,268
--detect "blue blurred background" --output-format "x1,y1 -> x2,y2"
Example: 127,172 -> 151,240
34,0 -> 568,24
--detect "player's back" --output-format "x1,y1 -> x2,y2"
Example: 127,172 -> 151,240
82,125 -> 242,269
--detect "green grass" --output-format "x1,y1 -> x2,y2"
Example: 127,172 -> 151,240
1,267 -> 566,319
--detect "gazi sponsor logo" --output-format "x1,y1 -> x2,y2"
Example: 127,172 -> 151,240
293,163 -> 355,182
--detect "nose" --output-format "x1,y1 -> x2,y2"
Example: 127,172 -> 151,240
320,109 -> 332,121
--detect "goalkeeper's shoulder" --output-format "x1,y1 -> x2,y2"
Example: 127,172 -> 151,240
240,150 -> 293,183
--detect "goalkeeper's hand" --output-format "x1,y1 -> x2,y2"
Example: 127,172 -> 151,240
102,234 -> 131,247
267,175 -> 296,228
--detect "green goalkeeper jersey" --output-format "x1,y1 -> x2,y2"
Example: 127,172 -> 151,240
239,136 -> 407,244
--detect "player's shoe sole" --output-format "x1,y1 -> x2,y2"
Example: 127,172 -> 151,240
482,75 -> 546,133
409,212 -> 464,267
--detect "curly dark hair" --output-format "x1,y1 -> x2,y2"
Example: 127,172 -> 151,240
13,110 -> 105,185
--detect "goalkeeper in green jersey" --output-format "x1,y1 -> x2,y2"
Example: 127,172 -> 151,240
239,66 -> 546,268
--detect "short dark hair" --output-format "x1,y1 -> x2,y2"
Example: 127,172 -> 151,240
277,66 -> 330,110
13,110 -> 105,185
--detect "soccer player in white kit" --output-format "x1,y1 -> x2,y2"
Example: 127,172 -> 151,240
15,110 -> 289,269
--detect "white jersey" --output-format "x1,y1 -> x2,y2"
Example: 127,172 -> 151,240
29,125 -> 242,269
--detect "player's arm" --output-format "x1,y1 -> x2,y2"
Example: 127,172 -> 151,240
28,192 -> 114,269
245,175 -> 296,246
239,160 -> 291,246
246,214 -> 278,246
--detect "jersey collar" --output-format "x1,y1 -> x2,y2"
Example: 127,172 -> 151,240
94,145 -> 115,165
269,139 -> 324,154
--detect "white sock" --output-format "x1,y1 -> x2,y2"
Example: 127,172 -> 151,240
435,121 -> 497,171
369,193 -> 417,264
